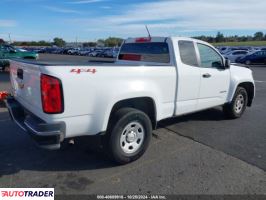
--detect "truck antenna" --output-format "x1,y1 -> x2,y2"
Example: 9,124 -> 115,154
145,25 -> 151,38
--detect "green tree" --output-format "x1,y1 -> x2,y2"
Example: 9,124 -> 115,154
83,42 -> 97,47
97,39 -> 105,47
53,37 -> 66,47
0,38 -> 5,44
254,32 -> 264,41
215,32 -> 225,43
104,37 -> 124,47
12,41 -> 51,46
38,40 -> 51,46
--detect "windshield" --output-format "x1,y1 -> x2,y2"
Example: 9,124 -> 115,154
119,42 -> 170,63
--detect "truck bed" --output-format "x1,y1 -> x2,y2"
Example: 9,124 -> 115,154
10,53 -> 172,67
11,53 -> 117,66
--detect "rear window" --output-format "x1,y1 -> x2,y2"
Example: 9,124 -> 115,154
119,42 -> 170,63
178,40 -> 198,67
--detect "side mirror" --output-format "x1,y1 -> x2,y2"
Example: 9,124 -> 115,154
212,61 -> 223,69
224,58 -> 230,69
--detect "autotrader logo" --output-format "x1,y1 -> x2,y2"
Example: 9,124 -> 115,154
0,188 -> 54,200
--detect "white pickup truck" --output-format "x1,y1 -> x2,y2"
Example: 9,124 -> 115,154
6,37 -> 255,164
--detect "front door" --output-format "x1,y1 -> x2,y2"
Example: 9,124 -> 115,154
196,43 -> 230,110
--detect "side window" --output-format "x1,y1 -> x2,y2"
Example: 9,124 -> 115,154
197,43 -> 223,68
178,40 -> 198,66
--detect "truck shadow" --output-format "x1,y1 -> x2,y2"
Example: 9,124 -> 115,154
0,107 -> 226,176
158,107 -> 226,128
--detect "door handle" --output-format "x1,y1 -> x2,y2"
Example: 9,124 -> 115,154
202,73 -> 211,78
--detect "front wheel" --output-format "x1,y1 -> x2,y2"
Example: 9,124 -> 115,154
106,108 -> 152,164
223,87 -> 248,119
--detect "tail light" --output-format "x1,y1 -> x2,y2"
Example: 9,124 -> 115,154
135,37 -> 151,43
41,74 -> 64,114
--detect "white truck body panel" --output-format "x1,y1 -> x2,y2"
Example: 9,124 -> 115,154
8,37 -> 255,140
227,64 -> 255,102
9,61 -> 177,138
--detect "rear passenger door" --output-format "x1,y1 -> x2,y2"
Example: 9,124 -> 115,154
196,43 -> 230,110
175,40 -> 201,115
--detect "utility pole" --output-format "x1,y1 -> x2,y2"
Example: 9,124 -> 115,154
8,33 -> 11,43
75,36 -> 78,48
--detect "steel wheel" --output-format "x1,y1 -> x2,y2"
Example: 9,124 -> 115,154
223,86 -> 248,119
107,107 -> 152,164
120,121 -> 145,154
234,94 -> 245,114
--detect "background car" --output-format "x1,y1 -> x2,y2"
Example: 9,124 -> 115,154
78,48 -> 92,56
67,48 -> 80,55
89,49 -> 103,57
218,46 -> 253,55
236,50 -> 266,65
224,50 -> 249,62
0,45 -> 38,59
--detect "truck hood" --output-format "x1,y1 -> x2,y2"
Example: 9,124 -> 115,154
230,64 -> 252,73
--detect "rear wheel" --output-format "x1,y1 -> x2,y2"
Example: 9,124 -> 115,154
223,87 -> 248,119
106,108 -> 152,164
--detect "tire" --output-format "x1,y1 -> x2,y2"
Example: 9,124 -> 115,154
223,87 -> 248,119
106,108 -> 152,164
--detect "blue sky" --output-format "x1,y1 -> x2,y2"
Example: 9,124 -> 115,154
0,0 -> 266,42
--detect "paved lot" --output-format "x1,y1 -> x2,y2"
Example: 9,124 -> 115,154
0,58 -> 266,195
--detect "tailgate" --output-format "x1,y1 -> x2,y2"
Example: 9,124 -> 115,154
9,60 -> 43,113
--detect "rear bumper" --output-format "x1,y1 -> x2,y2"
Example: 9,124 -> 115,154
6,97 -> 65,150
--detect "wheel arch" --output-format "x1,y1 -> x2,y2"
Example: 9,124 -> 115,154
237,82 -> 255,107
227,81 -> 255,108
107,97 -> 157,131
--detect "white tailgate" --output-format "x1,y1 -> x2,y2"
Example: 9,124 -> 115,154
10,60 -> 43,113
